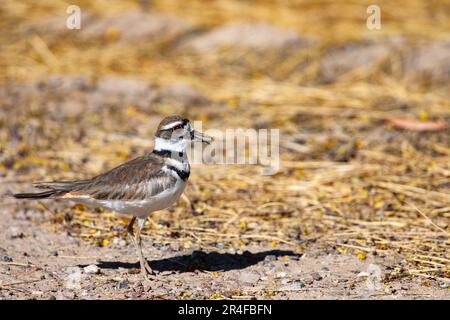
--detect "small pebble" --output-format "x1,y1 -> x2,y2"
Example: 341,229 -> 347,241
9,227 -> 24,239
116,279 -> 129,289
84,284 -> 96,291
238,271 -> 260,284
290,281 -> 305,290
1,256 -> 13,262
312,272 -> 323,281
83,264 -> 100,274
153,287 -> 169,296
264,255 -> 277,262
263,262 -> 276,269
112,238 -> 127,247
276,272 -> 287,278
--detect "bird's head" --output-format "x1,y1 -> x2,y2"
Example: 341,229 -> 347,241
154,115 -> 212,153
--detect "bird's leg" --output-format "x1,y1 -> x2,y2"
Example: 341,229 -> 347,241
127,217 -> 153,281
181,193 -> 196,213
136,217 -> 153,275
181,193 -> 191,208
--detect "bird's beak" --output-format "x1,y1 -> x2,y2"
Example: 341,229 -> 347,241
191,130 -> 213,145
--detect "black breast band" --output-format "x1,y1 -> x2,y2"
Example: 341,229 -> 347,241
167,166 -> 190,181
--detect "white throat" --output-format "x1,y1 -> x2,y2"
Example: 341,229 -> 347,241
154,137 -> 189,153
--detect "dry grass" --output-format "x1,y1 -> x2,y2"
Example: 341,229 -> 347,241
0,0 -> 449,286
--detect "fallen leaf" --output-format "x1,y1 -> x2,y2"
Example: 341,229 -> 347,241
387,118 -> 448,132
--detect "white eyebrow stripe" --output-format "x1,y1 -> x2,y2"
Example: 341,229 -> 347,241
160,121 -> 183,130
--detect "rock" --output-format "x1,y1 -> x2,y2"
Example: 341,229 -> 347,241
83,284 -> 96,292
81,11 -> 192,43
281,280 -> 305,291
83,264 -> 100,274
153,287 -> 169,296
311,272 -> 323,281
182,22 -> 314,53
112,238 -> 127,247
9,227 -> 24,239
65,267 -> 83,290
238,271 -> 260,284
290,281 -> 306,290
216,243 -> 225,249
264,255 -> 277,262
1,256 -> 13,262
263,262 -> 276,270
116,279 -> 129,289
276,272 -> 287,278
169,242 -> 181,251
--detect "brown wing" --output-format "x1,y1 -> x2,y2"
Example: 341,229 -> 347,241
38,153 -> 177,201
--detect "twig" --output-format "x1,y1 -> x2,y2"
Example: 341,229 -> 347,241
406,202 -> 449,235
0,278 -> 43,288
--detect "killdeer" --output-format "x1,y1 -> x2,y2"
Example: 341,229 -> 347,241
13,115 -> 212,281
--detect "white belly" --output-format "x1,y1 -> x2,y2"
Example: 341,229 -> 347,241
73,180 -> 187,217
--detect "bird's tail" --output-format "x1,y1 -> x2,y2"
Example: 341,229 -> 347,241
13,180 -> 88,200
13,190 -> 60,199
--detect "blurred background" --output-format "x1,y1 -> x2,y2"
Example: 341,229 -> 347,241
0,0 -> 449,298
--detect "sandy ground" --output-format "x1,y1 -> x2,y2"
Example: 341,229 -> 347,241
0,1 -> 449,301
0,195 -> 447,300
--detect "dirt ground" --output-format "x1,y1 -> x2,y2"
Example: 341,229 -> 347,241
0,1 -> 449,300
0,193 -> 448,300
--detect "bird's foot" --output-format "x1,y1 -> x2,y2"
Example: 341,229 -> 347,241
143,259 -> 154,274
140,260 -> 157,282
141,271 -> 155,283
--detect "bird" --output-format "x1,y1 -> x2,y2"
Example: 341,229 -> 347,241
13,115 -> 212,281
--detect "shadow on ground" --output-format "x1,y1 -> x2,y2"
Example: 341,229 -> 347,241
88,250 -> 299,273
